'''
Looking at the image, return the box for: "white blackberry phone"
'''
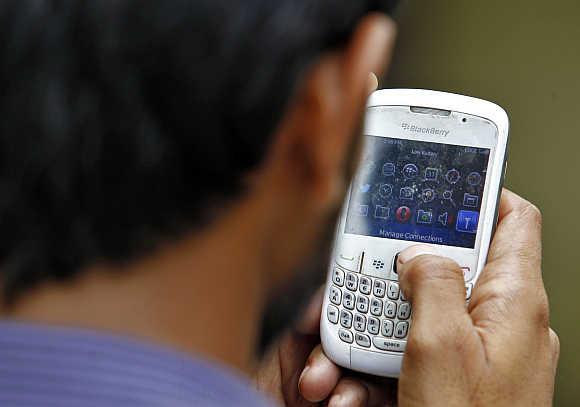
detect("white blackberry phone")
[320,89,509,377]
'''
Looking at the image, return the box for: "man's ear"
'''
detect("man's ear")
[273,14,397,212]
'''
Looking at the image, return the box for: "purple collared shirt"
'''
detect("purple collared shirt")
[0,322,273,406]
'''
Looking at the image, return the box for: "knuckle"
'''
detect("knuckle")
[405,331,439,359]
[519,200,543,227]
[549,328,561,360]
[406,320,469,359]
[471,283,516,319]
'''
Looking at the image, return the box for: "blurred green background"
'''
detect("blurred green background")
[386,1,579,405]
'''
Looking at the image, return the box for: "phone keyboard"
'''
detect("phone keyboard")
[328,265,473,353]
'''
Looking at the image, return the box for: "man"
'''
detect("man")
[0,1,558,406]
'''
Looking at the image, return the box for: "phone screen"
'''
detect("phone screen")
[344,135,490,249]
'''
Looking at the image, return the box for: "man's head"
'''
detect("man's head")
[0,0,397,316]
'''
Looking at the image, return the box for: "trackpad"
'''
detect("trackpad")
[351,348,403,378]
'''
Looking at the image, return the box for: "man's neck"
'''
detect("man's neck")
[3,199,270,374]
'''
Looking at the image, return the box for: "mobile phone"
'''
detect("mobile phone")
[320,89,509,377]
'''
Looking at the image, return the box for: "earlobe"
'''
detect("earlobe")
[341,14,397,116]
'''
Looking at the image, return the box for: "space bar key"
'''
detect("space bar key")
[372,337,406,352]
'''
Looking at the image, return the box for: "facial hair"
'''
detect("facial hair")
[257,207,339,353]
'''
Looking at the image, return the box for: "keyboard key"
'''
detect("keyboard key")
[327,305,339,324]
[355,333,371,348]
[384,301,397,318]
[373,337,406,352]
[339,329,354,343]
[381,319,394,337]
[387,282,400,300]
[356,295,369,313]
[343,292,355,310]
[394,321,409,339]
[397,302,411,320]
[359,276,372,295]
[367,317,380,335]
[329,286,342,305]
[332,268,345,287]
[346,273,359,291]
[370,298,383,316]
[373,279,387,297]
[354,314,367,332]
[340,310,353,328]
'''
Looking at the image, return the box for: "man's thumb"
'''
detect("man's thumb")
[397,245,469,339]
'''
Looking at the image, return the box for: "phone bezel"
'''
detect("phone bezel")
[321,89,509,378]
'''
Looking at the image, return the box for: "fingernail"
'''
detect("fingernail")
[397,245,439,268]
[298,365,310,387]
[368,72,379,93]
[328,394,344,407]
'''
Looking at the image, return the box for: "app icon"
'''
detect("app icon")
[378,183,393,198]
[403,163,419,179]
[382,162,395,176]
[417,209,433,224]
[421,188,436,203]
[399,186,414,200]
[467,172,482,186]
[445,169,461,184]
[456,210,479,233]
[359,183,371,193]
[396,206,412,223]
[443,190,456,206]
[438,212,449,226]
[355,204,369,217]
[374,205,390,220]
[425,167,439,182]
[463,193,479,208]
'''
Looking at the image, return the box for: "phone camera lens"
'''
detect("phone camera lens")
[462,118,467,123]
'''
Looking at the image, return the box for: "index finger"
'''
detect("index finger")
[470,189,547,329]
[485,188,543,281]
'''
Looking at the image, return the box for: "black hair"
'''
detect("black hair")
[0,0,398,303]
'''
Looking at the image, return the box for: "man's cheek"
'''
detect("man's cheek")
[257,214,337,354]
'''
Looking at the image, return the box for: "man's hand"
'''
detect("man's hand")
[255,288,397,406]
[396,189,559,406]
